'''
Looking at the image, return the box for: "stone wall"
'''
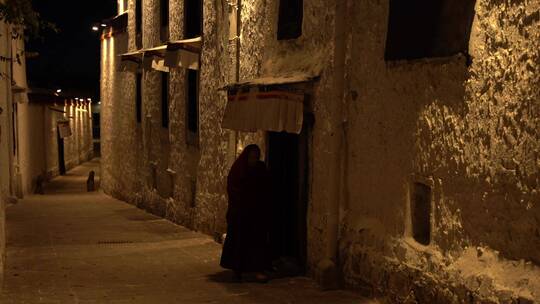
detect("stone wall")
[17,103,46,194]
[340,0,540,302]
[16,100,94,195]
[0,16,9,290]
[59,101,94,173]
[101,0,539,302]
[101,0,343,258]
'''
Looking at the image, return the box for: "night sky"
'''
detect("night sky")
[26,0,116,101]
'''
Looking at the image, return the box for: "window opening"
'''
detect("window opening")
[161,72,169,128]
[277,0,303,40]
[160,0,169,41]
[136,73,142,123]
[184,0,202,38]
[136,0,143,48]
[186,69,198,134]
[385,0,476,60]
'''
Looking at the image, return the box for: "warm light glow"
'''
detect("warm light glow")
[75,98,79,101]
[87,98,92,101]
[56,89,62,93]
[92,26,99,31]
[118,0,127,14]
[101,24,107,27]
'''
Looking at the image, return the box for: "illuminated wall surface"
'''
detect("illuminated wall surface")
[101,0,539,302]
[0,18,9,289]
[15,100,94,195]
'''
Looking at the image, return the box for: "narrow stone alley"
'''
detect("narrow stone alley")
[0,160,375,304]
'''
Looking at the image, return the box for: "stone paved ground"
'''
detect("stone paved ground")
[0,160,378,304]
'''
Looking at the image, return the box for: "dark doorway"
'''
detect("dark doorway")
[267,129,309,274]
[57,130,66,175]
[411,182,431,245]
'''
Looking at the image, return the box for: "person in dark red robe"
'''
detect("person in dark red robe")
[220,144,271,282]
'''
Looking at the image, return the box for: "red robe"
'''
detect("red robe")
[220,146,271,272]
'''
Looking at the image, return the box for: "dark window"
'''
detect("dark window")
[184,0,202,38]
[161,72,169,128]
[385,0,476,60]
[411,182,431,245]
[12,104,16,155]
[160,0,169,41]
[161,0,169,27]
[186,70,198,133]
[136,73,142,123]
[277,0,303,40]
[189,179,196,207]
[92,113,101,139]
[136,0,142,47]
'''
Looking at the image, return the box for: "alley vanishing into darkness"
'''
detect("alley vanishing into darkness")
[0,160,375,304]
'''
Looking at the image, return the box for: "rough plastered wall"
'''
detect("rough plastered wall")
[235,0,342,274]
[63,102,78,169]
[101,0,341,248]
[340,0,540,302]
[187,0,340,239]
[44,101,91,180]
[160,0,195,227]
[18,100,93,195]
[100,37,113,193]
[101,1,172,223]
[0,17,9,288]
[137,0,175,217]
[102,0,255,237]
[17,103,46,194]
[100,26,141,206]
[100,0,138,203]
[62,101,94,172]
[101,0,201,230]
[43,105,68,178]
[189,0,230,235]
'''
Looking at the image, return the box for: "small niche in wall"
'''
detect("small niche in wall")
[411,182,431,245]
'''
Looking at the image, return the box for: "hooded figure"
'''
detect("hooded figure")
[220,144,271,282]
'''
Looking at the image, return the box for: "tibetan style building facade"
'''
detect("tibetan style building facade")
[100,0,540,302]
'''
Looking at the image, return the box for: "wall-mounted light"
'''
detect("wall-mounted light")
[92,26,99,31]
[56,89,62,93]
[101,24,107,27]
